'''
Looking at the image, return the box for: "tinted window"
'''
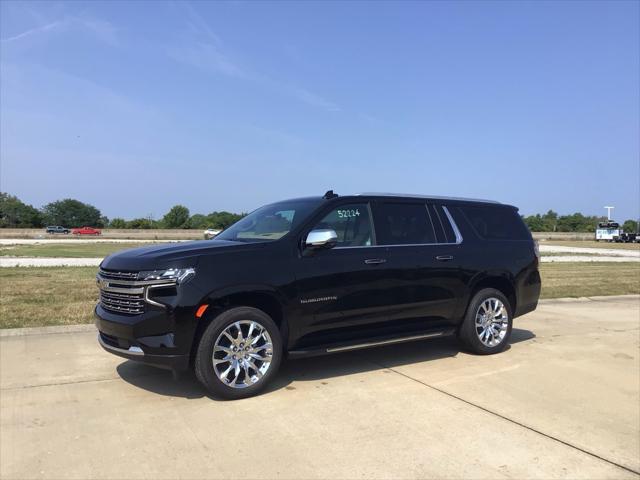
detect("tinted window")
[314,203,373,247]
[458,205,530,240]
[373,203,435,245]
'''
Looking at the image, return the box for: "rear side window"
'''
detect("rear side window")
[373,203,436,245]
[458,205,530,240]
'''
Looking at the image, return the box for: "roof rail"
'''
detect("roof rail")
[355,192,500,204]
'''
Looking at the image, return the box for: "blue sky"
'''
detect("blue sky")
[1,0,638,221]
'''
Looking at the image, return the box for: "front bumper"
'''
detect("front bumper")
[95,307,190,372]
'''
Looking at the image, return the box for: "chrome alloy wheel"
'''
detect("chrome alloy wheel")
[212,320,273,389]
[475,298,509,347]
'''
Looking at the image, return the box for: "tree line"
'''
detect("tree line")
[1,192,638,233]
[0,193,245,230]
[521,210,638,234]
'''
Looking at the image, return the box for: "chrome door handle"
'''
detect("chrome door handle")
[436,255,454,262]
[364,258,387,265]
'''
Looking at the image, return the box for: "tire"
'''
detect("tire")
[194,306,282,400]
[458,288,512,355]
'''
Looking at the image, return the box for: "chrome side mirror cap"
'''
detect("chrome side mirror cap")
[305,229,338,249]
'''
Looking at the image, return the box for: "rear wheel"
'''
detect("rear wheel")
[458,288,512,354]
[194,306,282,399]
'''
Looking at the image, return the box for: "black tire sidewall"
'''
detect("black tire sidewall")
[460,288,513,355]
[195,306,282,400]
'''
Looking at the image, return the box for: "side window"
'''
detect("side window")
[373,203,435,245]
[458,205,530,240]
[313,203,373,247]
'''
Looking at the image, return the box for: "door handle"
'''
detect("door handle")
[364,258,387,265]
[436,255,454,262]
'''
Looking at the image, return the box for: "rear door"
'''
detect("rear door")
[371,201,466,328]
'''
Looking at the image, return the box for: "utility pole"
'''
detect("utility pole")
[604,206,614,221]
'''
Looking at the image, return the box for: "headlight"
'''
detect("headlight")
[138,267,196,284]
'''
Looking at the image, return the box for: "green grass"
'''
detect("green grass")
[0,263,638,329]
[0,267,98,329]
[540,262,640,299]
[0,242,162,258]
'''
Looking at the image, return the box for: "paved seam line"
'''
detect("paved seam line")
[0,373,165,391]
[1,377,121,390]
[374,362,640,476]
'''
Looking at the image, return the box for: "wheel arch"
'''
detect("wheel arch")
[467,273,517,316]
[189,285,288,365]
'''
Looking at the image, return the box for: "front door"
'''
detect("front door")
[291,202,395,347]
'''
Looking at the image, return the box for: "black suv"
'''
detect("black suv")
[95,192,540,399]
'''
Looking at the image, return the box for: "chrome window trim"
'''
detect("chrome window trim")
[333,242,460,250]
[442,206,463,244]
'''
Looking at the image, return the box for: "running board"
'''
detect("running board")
[288,328,455,359]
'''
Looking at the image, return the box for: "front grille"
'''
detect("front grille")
[98,269,139,281]
[100,290,145,315]
[98,268,145,315]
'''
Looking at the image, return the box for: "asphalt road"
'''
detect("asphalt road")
[1,296,639,479]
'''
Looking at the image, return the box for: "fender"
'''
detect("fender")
[187,283,293,353]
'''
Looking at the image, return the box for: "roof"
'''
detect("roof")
[354,192,501,204]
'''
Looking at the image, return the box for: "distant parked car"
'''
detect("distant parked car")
[72,226,102,235]
[46,226,70,234]
[203,228,222,239]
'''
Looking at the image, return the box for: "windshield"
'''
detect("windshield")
[215,200,321,243]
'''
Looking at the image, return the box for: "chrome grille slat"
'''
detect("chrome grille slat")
[100,294,144,307]
[98,269,139,281]
[100,291,144,301]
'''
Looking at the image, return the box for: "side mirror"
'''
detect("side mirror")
[305,229,338,249]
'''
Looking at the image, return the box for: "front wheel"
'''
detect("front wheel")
[458,288,512,355]
[194,306,282,399]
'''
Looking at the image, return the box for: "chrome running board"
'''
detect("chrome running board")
[326,331,448,353]
[287,328,455,359]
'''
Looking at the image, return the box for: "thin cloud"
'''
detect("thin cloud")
[168,40,246,79]
[1,21,63,43]
[169,1,340,113]
[1,15,118,46]
[292,87,341,112]
[168,0,245,78]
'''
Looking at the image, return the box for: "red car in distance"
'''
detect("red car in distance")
[72,226,102,235]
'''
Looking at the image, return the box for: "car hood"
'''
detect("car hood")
[100,239,251,271]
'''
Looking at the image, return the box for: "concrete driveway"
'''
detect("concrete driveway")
[1,296,639,479]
